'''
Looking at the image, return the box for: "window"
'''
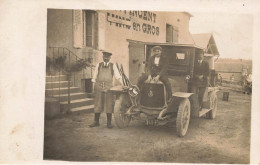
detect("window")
[176,53,185,60]
[84,10,98,48]
[166,24,178,43]
[73,10,98,49]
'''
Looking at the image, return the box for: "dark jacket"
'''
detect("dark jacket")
[147,55,169,77]
[192,60,210,87]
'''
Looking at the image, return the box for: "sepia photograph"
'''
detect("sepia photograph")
[43,9,252,163]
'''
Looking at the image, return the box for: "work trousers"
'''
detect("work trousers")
[191,85,207,107]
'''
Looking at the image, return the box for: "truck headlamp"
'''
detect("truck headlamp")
[185,75,190,81]
[128,85,140,97]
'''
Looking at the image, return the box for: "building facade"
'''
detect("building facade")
[47,9,195,87]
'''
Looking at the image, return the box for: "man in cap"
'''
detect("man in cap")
[137,45,172,102]
[190,52,210,108]
[89,51,122,128]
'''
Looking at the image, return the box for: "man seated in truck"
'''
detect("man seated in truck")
[191,52,210,108]
[137,46,172,102]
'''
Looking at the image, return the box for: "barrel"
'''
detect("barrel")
[222,92,229,101]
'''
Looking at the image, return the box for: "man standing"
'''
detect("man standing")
[89,51,122,128]
[137,46,172,101]
[191,52,210,108]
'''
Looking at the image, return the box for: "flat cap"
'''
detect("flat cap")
[102,51,112,56]
[152,46,162,52]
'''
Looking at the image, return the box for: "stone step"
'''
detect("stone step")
[70,105,94,114]
[45,87,80,96]
[53,92,89,102]
[60,98,94,110]
[45,81,72,89]
[86,92,95,98]
[46,75,67,82]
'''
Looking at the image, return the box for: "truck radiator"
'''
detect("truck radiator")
[140,83,165,108]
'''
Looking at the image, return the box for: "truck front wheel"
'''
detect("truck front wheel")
[114,96,131,128]
[176,99,191,137]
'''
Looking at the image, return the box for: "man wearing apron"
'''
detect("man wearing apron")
[89,51,122,128]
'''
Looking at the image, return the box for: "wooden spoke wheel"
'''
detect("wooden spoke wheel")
[206,92,218,119]
[114,96,131,128]
[176,99,191,137]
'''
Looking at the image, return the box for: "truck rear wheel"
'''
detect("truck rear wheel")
[206,92,217,119]
[176,99,191,137]
[114,96,131,128]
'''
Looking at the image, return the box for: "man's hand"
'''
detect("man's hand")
[154,75,160,82]
[147,75,152,82]
[196,75,203,81]
[122,86,128,91]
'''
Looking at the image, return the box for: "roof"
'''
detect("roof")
[132,41,204,50]
[192,33,220,56]
[215,62,243,73]
[182,12,193,17]
[144,42,204,49]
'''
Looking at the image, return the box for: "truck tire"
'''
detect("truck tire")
[206,92,217,119]
[114,98,131,128]
[176,99,191,137]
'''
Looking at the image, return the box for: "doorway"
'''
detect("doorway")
[128,40,145,85]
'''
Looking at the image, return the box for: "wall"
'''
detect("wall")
[218,72,242,84]
[47,9,73,49]
[162,12,194,44]
[100,10,193,76]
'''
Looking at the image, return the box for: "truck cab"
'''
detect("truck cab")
[111,43,218,137]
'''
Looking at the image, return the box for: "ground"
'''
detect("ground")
[44,89,251,164]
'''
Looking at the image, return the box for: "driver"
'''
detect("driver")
[137,46,172,102]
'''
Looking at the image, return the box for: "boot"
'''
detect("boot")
[107,113,113,128]
[89,113,100,127]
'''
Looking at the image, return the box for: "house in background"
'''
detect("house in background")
[191,33,253,85]
[191,33,220,69]
[214,59,252,84]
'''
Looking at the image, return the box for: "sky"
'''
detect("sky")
[189,12,254,60]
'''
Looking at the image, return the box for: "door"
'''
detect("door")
[128,41,145,85]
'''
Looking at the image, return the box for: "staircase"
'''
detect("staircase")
[45,74,94,114]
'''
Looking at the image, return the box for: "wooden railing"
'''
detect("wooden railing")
[47,47,92,112]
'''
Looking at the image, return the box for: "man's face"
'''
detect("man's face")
[198,54,204,63]
[153,49,162,56]
[103,55,111,63]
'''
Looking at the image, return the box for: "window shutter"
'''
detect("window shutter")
[86,11,93,47]
[173,26,179,43]
[166,24,173,43]
[73,10,83,48]
[98,12,106,50]
[93,12,99,49]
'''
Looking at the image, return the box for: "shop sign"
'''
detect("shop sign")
[107,11,160,36]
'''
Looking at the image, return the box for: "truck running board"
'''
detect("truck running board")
[199,108,212,117]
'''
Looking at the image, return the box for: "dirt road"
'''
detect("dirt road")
[44,89,251,163]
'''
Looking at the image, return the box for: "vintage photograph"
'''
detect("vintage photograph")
[44,9,252,163]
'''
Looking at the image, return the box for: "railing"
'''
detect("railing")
[46,47,92,112]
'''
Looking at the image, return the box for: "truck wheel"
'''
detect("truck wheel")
[114,98,131,128]
[206,92,218,119]
[176,99,191,137]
